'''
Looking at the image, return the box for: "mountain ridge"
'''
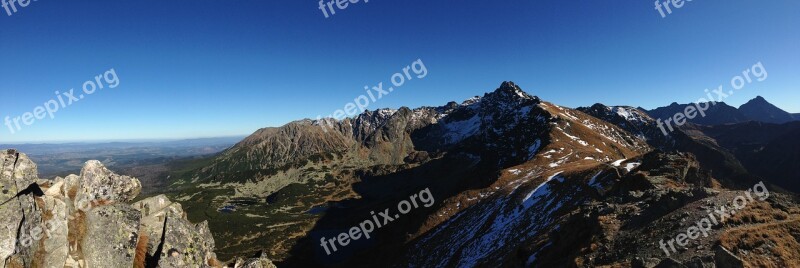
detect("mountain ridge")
[160,82,651,262]
[645,96,797,126]
[138,82,800,267]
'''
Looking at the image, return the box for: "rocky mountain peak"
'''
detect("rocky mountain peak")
[498,81,520,91]
[739,95,795,124]
[742,95,772,107]
[487,81,539,103]
[589,103,610,110]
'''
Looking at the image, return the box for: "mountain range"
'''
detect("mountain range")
[646,95,798,125]
[4,82,797,267]
[133,82,800,267]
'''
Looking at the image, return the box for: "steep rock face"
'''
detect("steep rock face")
[157,209,217,267]
[82,204,142,267]
[133,194,183,259]
[0,149,263,268]
[412,81,552,164]
[36,195,69,267]
[0,149,41,268]
[577,104,670,147]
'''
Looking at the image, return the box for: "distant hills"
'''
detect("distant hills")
[646,96,797,125]
[0,137,243,195]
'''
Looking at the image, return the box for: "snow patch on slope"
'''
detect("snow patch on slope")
[444,115,481,143]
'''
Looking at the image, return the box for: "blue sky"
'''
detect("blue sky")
[1,0,798,143]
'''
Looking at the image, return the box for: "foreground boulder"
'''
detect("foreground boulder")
[157,209,217,267]
[0,150,244,268]
[83,204,142,267]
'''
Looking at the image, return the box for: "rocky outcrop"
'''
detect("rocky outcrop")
[82,204,142,267]
[36,195,69,267]
[157,209,216,267]
[233,251,278,268]
[0,149,245,268]
[75,160,141,204]
[0,149,41,268]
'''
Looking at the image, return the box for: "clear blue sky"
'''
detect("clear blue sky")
[1,0,798,143]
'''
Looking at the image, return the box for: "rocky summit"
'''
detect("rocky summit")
[0,149,275,268]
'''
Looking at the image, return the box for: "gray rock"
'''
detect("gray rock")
[0,150,42,268]
[62,174,80,200]
[133,194,177,217]
[44,180,65,197]
[75,160,141,205]
[82,204,142,267]
[34,196,70,267]
[158,209,217,268]
[0,152,225,268]
[133,194,183,256]
[195,220,217,263]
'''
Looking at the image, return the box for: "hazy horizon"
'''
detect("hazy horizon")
[4,91,797,144]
